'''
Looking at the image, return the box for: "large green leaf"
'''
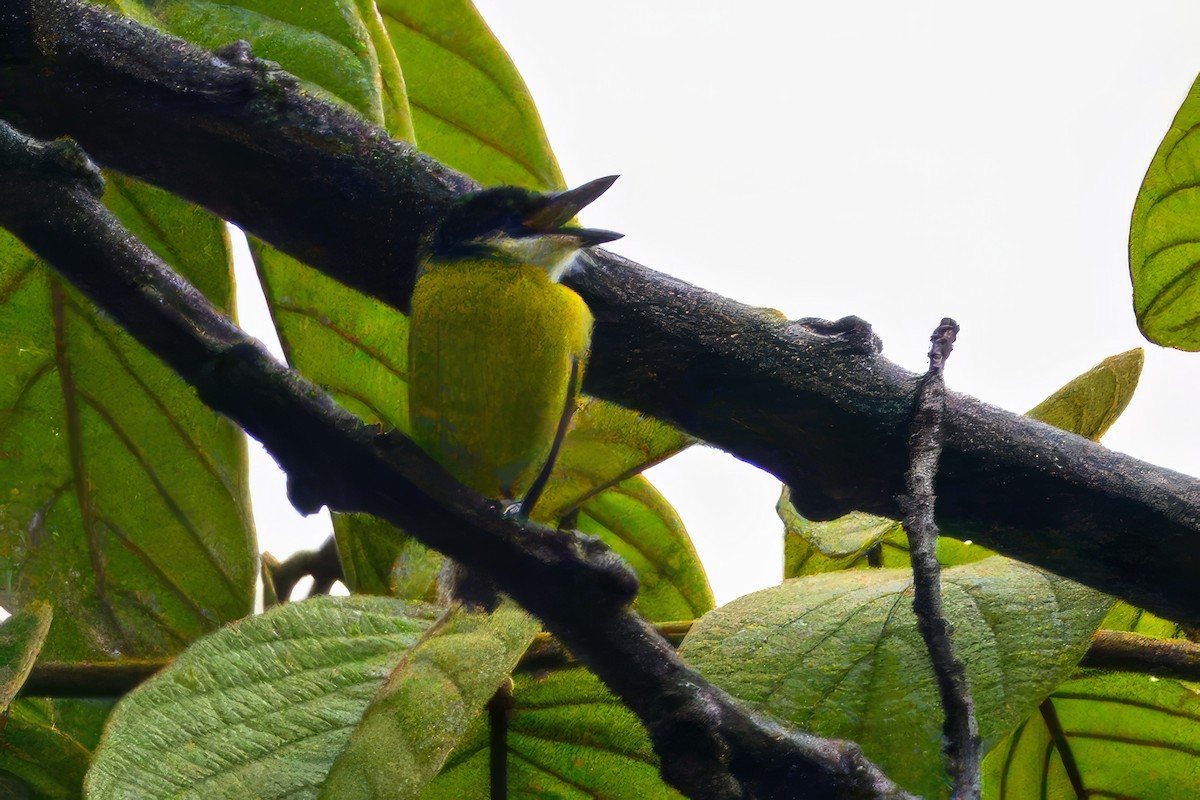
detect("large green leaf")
[782,349,1144,577]
[377,0,564,190]
[0,178,253,661]
[85,595,438,799]
[983,671,1200,798]
[115,0,412,137]
[680,559,1111,799]
[321,602,540,799]
[419,666,682,800]
[0,699,114,799]
[1131,69,1200,349]
[575,475,713,622]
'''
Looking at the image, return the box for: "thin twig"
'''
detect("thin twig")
[263,535,343,603]
[900,318,981,799]
[487,677,514,800]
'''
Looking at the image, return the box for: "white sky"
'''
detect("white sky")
[247,2,1200,605]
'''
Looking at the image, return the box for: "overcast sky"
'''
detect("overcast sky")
[250,3,1200,604]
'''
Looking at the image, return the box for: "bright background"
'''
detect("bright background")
[246,2,1200,605]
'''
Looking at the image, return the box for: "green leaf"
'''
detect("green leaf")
[575,476,713,622]
[247,239,419,597]
[983,672,1200,798]
[680,558,1111,799]
[115,0,412,136]
[0,601,52,707]
[533,398,695,526]
[85,595,438,799]
[1100,600,1189,639]
[0,699,111,799]
[779,490,892,576]
[1131,69,1200,349]
[1025,348,1143,439]
[334,512,443,600]
[321,602,540,799]
[781,349,1144,576]
[419,667,683,800]
[0,179,254,661]
[377,0,564,189]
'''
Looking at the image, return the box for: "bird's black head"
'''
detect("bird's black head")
[431,176,624,262]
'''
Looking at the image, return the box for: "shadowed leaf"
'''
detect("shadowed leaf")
[321,602,539,799]
[0,178,253,661]
[0,602,52,707]
[419,667,683,800]
[0,698,114,799]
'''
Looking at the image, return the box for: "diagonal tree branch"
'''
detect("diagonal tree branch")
[0,120,912,800]
[3,1,1200,625]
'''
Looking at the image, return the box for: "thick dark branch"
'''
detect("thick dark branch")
[4,1,1200,625]
[1080,630,1200,681]
[900,320,980,799]
[0,122,911,800]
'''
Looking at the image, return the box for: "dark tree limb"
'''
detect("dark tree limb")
[1080,630,1200,681]
[3,0,1199,624]
[0,121,912,800]
[899,320,981,799]
[24,625,1200,700]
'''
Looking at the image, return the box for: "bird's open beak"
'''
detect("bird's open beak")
[524,175,621,232]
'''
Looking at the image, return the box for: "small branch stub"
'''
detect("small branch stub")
[901,317,981,800]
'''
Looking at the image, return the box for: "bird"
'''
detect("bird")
[408,176,622,603]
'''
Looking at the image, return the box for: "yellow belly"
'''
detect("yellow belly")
[408,260,593,501]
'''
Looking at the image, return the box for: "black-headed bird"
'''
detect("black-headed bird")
[408,177,622,603]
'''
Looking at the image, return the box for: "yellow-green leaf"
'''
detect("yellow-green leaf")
[378,0,564,189]
[1131,69,1200,349]
[576,475,713,622]
[534,398,695,526]
[0,179,254,661]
